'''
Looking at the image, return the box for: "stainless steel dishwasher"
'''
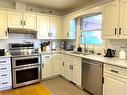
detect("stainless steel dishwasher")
[82,58,103,95]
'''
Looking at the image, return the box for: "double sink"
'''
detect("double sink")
[71,51,90,55]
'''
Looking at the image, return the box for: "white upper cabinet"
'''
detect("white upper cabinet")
[23,13,36,29]
[102,0,119,39]
[119,0,127,38]
[37,15,50,39]
[49,16,62,39]
[0,10,8,39]
[7,11,23,28]
[7,11,36,29]
[102,0,127,39]
[63,16,76,39]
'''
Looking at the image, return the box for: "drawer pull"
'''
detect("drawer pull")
[1,74,7,76]
[110,70,119,73]
[1,82,8,84]
[0,61,7,63]
[45,56,49,58]
[0,68,7,70]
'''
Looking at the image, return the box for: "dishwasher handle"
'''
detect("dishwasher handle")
[82,60,102,67]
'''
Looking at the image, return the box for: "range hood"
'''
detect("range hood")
[8,28,38,34]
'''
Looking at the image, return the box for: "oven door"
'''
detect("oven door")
[12,65,41,88]
[12,56,40,68]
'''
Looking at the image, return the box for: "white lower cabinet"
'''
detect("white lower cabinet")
[60,54,82,86]
[103,64,127,95]
[53,53,60,75]
[41,54,53,79]
[0,57,12,91]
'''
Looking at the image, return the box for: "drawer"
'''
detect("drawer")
[0,58,10,65]
[0,65,11,72]
[64,54,73,61]
[104,64,127,78]
[0,78,12,89]
[73,56,81,64]
[43,54,52,60]
[53,53,61,59]
[0,70,11,79]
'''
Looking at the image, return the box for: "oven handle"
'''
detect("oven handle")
[13,65,40,71]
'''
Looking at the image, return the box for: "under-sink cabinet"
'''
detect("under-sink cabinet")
[0,57,12,91]
[103,64,127,95]
[60,54,81,87]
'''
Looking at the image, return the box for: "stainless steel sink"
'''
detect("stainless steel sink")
[71,52,89,55]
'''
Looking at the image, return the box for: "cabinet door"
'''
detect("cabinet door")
[41,54,52,79]
[119,0,127,38]
[64,60,72,81]
[63,16,70,39]
[37,15,50,39]
[7,11,23,28]
[103,73,127,95]
[0,10,7,39]
[102,0,119,39]
[50,16,62,39]
[72,65,81,86]
[53,54,60,75]
[60,59,65,77]
[23,13,36,29]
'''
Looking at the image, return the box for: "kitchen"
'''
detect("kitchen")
[0,0,127,95]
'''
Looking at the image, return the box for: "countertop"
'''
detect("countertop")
[41,50,127,69]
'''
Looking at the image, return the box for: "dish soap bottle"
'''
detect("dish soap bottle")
[119,47,126,59]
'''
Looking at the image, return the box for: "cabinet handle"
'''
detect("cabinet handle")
[119,28,121,35]
[1,74,7,77]
[115,28,117,35]
[45,56,49,58]
[42,64,44,68]
[67,33,69,37]
[48,33,51,37]
[110,70,119,73]
[24,21,26,25]
[62,62,64,66]
[0,68,7,70]
[1,82,8,84]
[0,61,7,63]
[51,33,52,37]
[20,20,23,25]
[72,65,73,70]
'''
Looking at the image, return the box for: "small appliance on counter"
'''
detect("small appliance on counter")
[104,48,116,57]
[119,47,126,59]
[0,49,5,56]
[77,44,82,52]
[63,44,74,51]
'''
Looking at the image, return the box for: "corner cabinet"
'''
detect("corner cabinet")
[103,64,127,95]
[63,16,76,39]
[0,10,8,39]
[7,11,36,29]
[102,0,127,39]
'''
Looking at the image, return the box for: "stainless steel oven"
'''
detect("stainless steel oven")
[12,56,40,68]
[12,55,41,88]
[12,65,41,88]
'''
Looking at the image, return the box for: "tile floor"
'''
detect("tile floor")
[43,77,91,95]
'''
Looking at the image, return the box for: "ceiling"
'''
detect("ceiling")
[11,0,97,11]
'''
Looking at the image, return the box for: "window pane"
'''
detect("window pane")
[81,14,102,31]
[80,31,103,45]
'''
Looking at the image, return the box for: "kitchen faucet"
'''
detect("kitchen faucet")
[79,34,87,53]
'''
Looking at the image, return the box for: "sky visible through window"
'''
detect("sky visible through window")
[80,14,103,45]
